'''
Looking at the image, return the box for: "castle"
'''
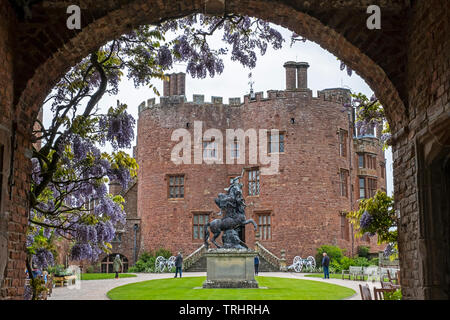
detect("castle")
[98,61,387,272]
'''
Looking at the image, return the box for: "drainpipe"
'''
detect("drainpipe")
[133,224,139,264]
[348,109,354,257]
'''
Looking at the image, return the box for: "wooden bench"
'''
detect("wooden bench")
[359,284,372,300]
[54,275,76,287]
[342,266,365,280]
[360,284,397,300]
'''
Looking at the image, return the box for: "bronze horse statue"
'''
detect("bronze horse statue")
[204,178,257,249]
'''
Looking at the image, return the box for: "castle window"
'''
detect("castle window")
[193,213,210,240]
[339,129,348,157]
[257,213,271,240]
[340,214,350,241]
[339,169,349,197]
[367,178,377,198]
[101,254,128,273]
[358,153,365,168]
[359,176,377,199]
[359,177,366,199]
[86,198,98,211]
[168,174,185,199]
[268,132,285,153]
[112,233,122,243]
[203,140,218,160]
[247,168,260,196]
[230,138,240,159]
[367,154,377,169]
[380,163,386,179]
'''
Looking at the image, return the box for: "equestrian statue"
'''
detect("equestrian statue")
[204,175,257,249]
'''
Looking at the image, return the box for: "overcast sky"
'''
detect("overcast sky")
[43,22,394,196]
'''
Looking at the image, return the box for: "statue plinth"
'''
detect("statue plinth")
[202,249,259,288]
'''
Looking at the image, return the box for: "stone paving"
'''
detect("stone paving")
[48,272,380,300]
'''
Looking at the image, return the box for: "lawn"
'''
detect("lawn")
[107,276,355,300]
[81,273,137,280]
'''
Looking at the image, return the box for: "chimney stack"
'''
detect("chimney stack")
[163,76,170,96]
[176,72,186,95]
[283,61,297,90]
[163,72,186,96]
[296,62,309,89]
[170,74,178,96]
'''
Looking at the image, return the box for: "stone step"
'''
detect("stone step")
[184,253,279,272]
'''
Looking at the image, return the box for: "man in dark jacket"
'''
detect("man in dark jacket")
[322,252,330,279]
[174,252,183,278]
[254,255,260,276]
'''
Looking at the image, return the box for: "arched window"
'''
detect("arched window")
[101,254,128,273]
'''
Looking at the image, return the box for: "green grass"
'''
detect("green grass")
[81,273,137,280]
[107,276,355,300]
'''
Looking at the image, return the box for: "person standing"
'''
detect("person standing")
[254,255,260,276]
[174,252,183,278]
[113,254,123,279]
[322,252,330,279]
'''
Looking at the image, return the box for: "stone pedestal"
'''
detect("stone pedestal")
[202,249,259,288]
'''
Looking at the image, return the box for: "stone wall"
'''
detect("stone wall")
[0,0,29,300]
[394,0,450,300]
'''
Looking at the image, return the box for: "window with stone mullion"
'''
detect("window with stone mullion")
[258,214,271,240]
[169,175,184,198]
[248,168,260,196]
[193,213,209,239]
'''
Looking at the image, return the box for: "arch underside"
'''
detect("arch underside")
[13,0,408,134]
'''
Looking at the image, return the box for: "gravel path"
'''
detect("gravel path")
[48,272,371,300]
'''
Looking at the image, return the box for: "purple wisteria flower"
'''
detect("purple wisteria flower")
[360,210,373,230]
[32,248,54,270]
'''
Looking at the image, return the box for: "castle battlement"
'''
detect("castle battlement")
[138,63,352,113]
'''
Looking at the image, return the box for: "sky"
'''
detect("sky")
[43,22,394,196]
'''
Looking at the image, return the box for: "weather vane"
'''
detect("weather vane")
[248,72,255,99]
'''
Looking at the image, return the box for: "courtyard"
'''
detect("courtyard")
[48,272,363,300]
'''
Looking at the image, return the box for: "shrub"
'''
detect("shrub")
[129,249,173,272]
[85,265,95,273]
[154,248,173,259]
[315,245,345,266]
[384,289,402,300]
[369,257,379,266]
[339,256,353,271]
[352,257,370,267]
[330,260,343,273]
[357,246,370,259]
